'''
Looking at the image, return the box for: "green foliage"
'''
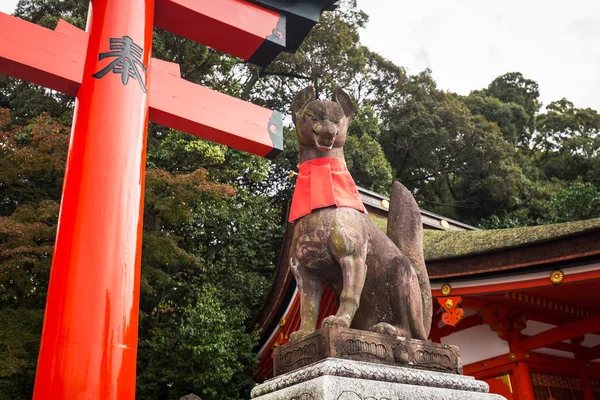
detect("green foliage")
[486,72,541,131]
[545,180,600,223]
[534,99,600,183]
[245,1,369,109]
[137,286,257,400]
[0,112,65,309]
[459,90,529,146]
[0,309,43,399]
[377,71,526,223]
[344,105,393,194]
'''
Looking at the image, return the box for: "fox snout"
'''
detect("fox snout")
[313,121,338,151]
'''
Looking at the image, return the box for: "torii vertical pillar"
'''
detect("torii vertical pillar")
[33,0,153,398]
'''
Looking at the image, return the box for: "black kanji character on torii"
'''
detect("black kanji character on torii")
[93,36,147,93]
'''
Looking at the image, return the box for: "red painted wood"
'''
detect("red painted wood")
[461,297,568,326]
[470,364,516,382]
[0,12,85,96]
[464,352,525,377]
[519,315,600,352]
[0,16,282,158]
[485,375,515,400]
[582,375,595,400]
[527,352,600,378]
[154,0,281,60]
[512,361,535,400]
[55,19,89,42]
[32,0,153,397]
[518,334,579,354]
[432,268,600,297]
[149,61,280,158]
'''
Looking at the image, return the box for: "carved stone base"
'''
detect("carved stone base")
[274,326,461,376]
[251,358,505,400]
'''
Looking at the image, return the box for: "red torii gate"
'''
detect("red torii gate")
[0,0,335,398]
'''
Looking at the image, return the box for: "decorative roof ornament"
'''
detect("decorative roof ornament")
[550,270,564,285]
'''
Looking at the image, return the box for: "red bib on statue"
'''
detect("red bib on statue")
[289,158,367,222]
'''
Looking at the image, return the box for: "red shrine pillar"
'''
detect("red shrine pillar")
[510,338,535,400]
[512,359,536,400]
[582,374,595,400]
[33,0,153,398]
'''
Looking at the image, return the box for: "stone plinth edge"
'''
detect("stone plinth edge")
[251,358,490,398]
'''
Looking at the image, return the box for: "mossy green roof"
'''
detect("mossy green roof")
[368,214,600,262]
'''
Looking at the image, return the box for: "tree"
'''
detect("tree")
[533,99,600,182]
[0,110,66,398]
[377,71,526,223]
[459,90,529,146]
[486,72,541,136]
[542,180,600,223]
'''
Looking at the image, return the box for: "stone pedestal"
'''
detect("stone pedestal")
[251,358,505,400]
[274,326,462,376]
[253,327,505,400]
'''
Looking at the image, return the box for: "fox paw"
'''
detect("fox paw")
[289,330,312,342]
[321,315,351,329]
[369,322,409,337]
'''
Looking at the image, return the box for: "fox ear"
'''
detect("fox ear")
[292,86,316,123]
[332,86,356,119]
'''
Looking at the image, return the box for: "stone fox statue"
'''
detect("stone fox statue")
[288,86,432,342]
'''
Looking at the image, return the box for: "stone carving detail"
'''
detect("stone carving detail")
[274,326,461,376]
[337,392,390,400]
[393,343,454,372]
[415,349,452,368]
[251,358,489,398]
[283,342,318,368]
[343,339,387,359]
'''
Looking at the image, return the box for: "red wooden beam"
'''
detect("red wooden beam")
[527,352,600,378]
[468,364,516,382]
[463,351,525,376]
[149,59,282,158]
[154,0,285,67]
[461,296,568,326]
[519,315,600,352]
[519,334,579,354]
[0,12,84,96]
[0,14,283,158]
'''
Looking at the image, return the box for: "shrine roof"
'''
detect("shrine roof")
[369,212,600,262]
[422,217,600,261]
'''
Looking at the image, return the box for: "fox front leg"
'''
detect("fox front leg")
[289,256,323,341]
[321,254,367,329]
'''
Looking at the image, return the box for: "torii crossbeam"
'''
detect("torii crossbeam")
[0,0,335,398]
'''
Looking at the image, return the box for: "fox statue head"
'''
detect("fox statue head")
[291,86,356,155]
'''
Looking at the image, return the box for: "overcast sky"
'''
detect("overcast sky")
[357,0,600,111]
[2,0,600,111]
[0,0,17,15]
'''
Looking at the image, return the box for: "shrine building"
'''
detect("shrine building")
[254,186,600,400]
